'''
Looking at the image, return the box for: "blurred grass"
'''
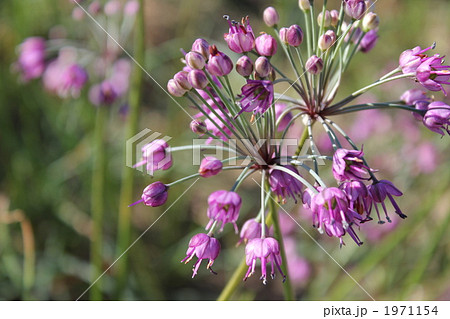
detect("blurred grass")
[0,0,449,300]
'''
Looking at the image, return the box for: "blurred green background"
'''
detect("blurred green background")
[0,0,449,300]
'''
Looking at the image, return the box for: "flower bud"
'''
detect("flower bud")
[362,12,379,32]
[254,56,272,78]
[298,0,311,12]
[235,55,254,77]
[286,24,303,47]
[344,0,366,20]
[263,6,279,27]
[279,27,288,44]
[255,33,277,56]
[330,10,339,27]
[167,79,186,97]
[188,69,208,89]
[185,51,206,70]
[191,38,210,60]
[104,1,121,16]
[199,156,223,177]
[190,119,208,136]
[141,182,169,207]
[359,30,378,53]
[207,45,233,76]
[88,1,101,15]
[317,10,331,27]
[173,71,192,90]
[318,30,336,51]
[305,55,323,74]
[124,0,140,16]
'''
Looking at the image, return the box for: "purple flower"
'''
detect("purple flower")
[235,55,254,77]
[206,190,242,233]
[312,187,362,246]
[275,103,293,132]
[359,30,378,53]
[89,81,118,106]
[58,64,88,98]
[343,0,366,20]
[399,45,433,74]
[237,219,267,246]
[368,180,406,223]
[254,56,272,78]
[263,7,279,27]
[167,78,186,97]
[422,101,450,136]
[16,37,46,81]
[283,24,304,47]
[269,165,303,203]
[238,80,274,115]
[185,51,206,70]
[181,233,220,278]
[400,89,431,120]
[340,180,372,221]
[244,237,285,284]
[416,55,450,95]
[133,139,173,174]
[255,33,277,57]
[129,181,169,207]
[207,45,233,77]
[191,38,210,60]
[199,156,223,177]
[332,148,371,181]
[190,119,207,136]
[318,30,336,51]
[110,58,132,96]
[224,16,255,53]
[124,0,140,16]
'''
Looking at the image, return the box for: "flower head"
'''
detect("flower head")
[181,233,220,278]
[340,180,372,221]
[238,80,274,115]
[133,139,172,175]
[238,219,267,246]
[332,148,371,181]
[244,237,285,284]
[269,165,303,203]
[399,45,434,74]
[129,181,169,207]
[422,101,450,136]
[206,190,242,233]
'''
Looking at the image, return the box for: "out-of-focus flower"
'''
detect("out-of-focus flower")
[275,103,293,132]
[263,7,279,27]
[16,37,46,81]
[89,80,118,106]
[133,139,173,174]
[359,30,378,53]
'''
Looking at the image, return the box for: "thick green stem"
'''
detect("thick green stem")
[115,0,145,299]
[268,192,295,300]
[217,259,248,301]
[90,106,107,300]
[294,124,310,156]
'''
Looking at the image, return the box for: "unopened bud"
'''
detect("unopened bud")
[173,71,192,90]
[317,10,331,27]
[254,56,272,78]
[263,6,279,27]
[306,55,323,74]
[191,38,210,60]
[255,33,277,56]
[318,30,336,51]
[190,119,207,136]
[188,69,208,89]
[298,0,311,12]
[167,79,186,97]
[286,24,303,47]
[236,55,254,77]
[185,51,206,70]
[362,12,379,32]
[330,10,339,27]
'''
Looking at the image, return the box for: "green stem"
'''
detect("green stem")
[115,0,145,299]
[294,124,310,157]
[217,259,248,301]
[268,200,295,300]
[90,106,107,301]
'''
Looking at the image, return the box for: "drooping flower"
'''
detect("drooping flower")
[129,181,169,207]
[340,180,372,221]
[311,187,363,246]
[181,233,220,278]
[133,139,173,175]
[368,179,406,223]
[416,55,450,95]
[244,237,285,284]
[206,190,242,233]
[238,80,274,115]
[237,219,267,246]
[199,156,223,177]
[269,165,303,203]
[224,16,255,54]
[16,37,46,81]
[332,148,371,182]
[422,101,450,136]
